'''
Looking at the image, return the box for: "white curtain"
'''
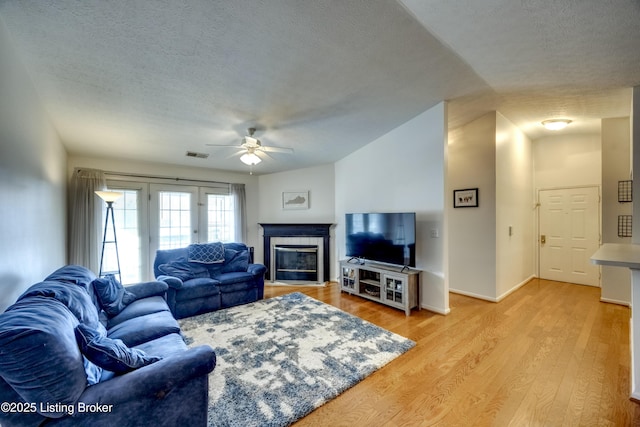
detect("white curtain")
[231,183,246,243]
[69,168,106,272]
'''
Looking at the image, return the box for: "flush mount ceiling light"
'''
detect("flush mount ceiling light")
[542,119,572,131]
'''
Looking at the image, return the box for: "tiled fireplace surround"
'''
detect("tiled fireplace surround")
[259,223,333,283]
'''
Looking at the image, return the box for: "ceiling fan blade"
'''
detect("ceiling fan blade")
[259,150,275,161]
[261,146,294,154]
[205,144,242,148]
[225,150,244,159]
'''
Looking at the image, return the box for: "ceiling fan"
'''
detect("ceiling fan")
[207,127,294,167]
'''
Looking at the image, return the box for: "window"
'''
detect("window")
[104,178,241,282]
[103,185,146,284]
[205,193,235,243]
[158,191,193,249]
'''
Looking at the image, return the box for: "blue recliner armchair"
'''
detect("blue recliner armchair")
[153,242,267,319]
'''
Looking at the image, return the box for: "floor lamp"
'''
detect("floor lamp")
[95,190,123,282]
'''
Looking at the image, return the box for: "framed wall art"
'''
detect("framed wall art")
[453,188,479,208]
[282,191,309,210]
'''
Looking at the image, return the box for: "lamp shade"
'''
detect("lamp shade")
[95,191,123,203]
[240,152,262,165]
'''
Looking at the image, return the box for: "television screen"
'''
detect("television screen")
[345,212,416,267]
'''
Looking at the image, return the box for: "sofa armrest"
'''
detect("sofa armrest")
[77,345,215,404]
[247,263,267,276]
[48,346,216,427]
[156,274,184,289]
[125,280,169,300]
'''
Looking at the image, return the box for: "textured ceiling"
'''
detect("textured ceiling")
[0,0,638,174]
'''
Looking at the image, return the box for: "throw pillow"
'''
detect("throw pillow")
[158,258,210,281]
[74,324,162,374]
[188,242,225,264]
[221,249,250,273]
[91,275,136,317]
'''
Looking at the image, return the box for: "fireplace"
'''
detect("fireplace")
[274,245,318,282]
[260,223,333,283]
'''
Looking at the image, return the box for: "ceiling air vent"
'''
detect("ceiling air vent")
[185,151,209,159]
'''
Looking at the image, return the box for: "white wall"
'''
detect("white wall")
[601,117,632,305]
[335,103,449,314]
[257,163,335,272]
[447,112,535,301]
[534,133,601,190]
[0,18,68,311]
[495,112,535,299]
[447,112,497,299]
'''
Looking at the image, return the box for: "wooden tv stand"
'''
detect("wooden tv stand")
[339,259,420,316]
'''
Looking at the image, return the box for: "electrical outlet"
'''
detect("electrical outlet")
[430,228,439,238]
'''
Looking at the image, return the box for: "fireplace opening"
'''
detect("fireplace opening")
[274,245,318,282]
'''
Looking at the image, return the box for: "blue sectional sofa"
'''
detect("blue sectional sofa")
[153,242,267,319]
[0,265,216,427]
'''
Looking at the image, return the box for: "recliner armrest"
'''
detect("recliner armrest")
[247,264,267,276]
[156,275,184,289]
[125,281,169,300]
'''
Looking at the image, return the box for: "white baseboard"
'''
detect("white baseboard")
[600,297,631,307]
[449,275,536,304]
[496,275,536,302]
[449,288,498,302]
[420,303,450,315]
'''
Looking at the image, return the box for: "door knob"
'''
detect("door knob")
[540,235,546,244]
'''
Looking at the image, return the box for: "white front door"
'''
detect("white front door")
[538,187,600,286]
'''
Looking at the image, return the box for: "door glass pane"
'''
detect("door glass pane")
[106,189,141,284]
[206,194,235,242]
[158,191,192,249]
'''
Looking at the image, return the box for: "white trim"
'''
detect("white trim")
[420,303,451,315]
[600,297,631,307]
[495,275,536,302]
[449,275,536,303]
[449,288,498,303]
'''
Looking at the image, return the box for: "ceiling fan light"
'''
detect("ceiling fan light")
[240,152,261,165]
[542,119,572,131]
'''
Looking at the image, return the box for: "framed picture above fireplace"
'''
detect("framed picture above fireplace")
[282,191,309,210]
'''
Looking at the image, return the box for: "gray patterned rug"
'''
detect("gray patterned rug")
[179,292,415,427]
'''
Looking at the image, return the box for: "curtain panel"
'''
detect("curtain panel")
[231,183,246,243]
[68,168,106,272]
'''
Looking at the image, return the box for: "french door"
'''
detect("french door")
[149,184,234,277]
[106,181,234,282]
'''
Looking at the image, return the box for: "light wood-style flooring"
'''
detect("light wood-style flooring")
[264,279,640,426]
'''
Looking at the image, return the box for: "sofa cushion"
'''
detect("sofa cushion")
[106,296,171,328]
[92,275,137,317]
[75,324,162,374]
[221,248,250,274]
[17,280,101,328]
[45,265,101,311]
[158,257,210,281]
[107,310,181,347]
[134,333,188,359]
[174,277,221,302]
[0,297,87,417]
[216,271,255,286]
[187,242,225,264]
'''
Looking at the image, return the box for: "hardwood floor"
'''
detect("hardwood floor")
[264,279,640,426]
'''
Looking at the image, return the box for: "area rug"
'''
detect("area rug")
[179,292,415,427]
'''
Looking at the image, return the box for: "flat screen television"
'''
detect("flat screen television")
[345,212,416,267]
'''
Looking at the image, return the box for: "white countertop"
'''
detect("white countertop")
[591,243,640,269]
